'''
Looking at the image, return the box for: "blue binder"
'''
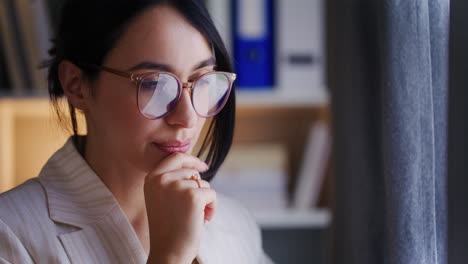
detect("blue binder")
[232,0,275,89]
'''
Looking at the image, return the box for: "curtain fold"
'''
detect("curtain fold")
[327,1,449,263]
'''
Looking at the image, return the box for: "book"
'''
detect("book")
[293,121,331,209]
[205,0,232,56]
[12,0,52,94]
[232,0,275,89]
[0,32,12,92]
[276,0,327,102]
[0,0,31,93]
[211,143,289,211]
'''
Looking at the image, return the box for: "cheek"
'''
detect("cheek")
[89,81,150,141]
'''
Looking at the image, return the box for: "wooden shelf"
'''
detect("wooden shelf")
[252,208,331,229]
[0,98,86,192]
[236,87,329,107]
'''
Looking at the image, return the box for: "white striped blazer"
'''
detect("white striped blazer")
[0,138,274,264]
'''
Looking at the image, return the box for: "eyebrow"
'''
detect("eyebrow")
[128,57,216,72]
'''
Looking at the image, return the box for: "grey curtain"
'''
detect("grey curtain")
[327,1,449,263]
[447,1,468,264]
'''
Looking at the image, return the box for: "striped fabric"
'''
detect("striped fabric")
[0,138,274,264]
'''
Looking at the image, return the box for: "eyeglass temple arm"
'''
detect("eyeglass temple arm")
[97,65,138,82]
[82,63,138,83]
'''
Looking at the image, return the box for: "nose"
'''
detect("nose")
[164,88,198,128]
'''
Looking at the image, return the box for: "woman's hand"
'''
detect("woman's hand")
[144,153,217,264]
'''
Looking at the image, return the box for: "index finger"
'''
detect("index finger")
[151,152,208,177]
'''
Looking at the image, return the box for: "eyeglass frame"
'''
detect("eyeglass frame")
[79,63,237,119]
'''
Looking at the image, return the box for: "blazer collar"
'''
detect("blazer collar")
[38,137,117,228]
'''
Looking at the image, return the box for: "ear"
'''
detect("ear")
[58,60,90,111]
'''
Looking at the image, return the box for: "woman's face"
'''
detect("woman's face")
[84,5,213,172]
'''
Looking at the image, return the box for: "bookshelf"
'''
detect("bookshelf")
[233,104,330,196]
[231,103,332,263]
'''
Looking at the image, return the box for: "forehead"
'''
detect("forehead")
[104,5,212,72]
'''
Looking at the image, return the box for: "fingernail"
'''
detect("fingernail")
[202,162,209,171]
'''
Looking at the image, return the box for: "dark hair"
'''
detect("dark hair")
[45,0,235,182]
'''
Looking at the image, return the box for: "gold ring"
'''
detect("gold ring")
[189,172,202,188]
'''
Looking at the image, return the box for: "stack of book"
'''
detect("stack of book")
[211,143,289,212]
[0,0,52,95]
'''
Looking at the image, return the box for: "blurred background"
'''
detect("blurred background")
[0,0,331,263]
[3,1,468,264]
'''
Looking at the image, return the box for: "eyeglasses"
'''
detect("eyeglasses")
[83,64,236,119]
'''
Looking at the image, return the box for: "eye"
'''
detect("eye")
[141,79,170,90]
[141,81,158,89]
[197,78,210,86]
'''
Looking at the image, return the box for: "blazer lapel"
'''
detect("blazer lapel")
[57,206,147,264]
[38,138,147,264]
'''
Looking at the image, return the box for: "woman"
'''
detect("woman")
[0,0,273,263]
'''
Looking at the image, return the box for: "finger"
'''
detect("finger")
[152,153,208,176]
[167,176,210,190]
[193,188,217,222]
[157,169,209,186]
[205,205,215,222]
[185,178,211,189]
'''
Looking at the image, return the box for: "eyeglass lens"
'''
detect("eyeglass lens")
[138,72,230,119]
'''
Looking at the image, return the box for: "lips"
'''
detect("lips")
[153,140,191,154]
